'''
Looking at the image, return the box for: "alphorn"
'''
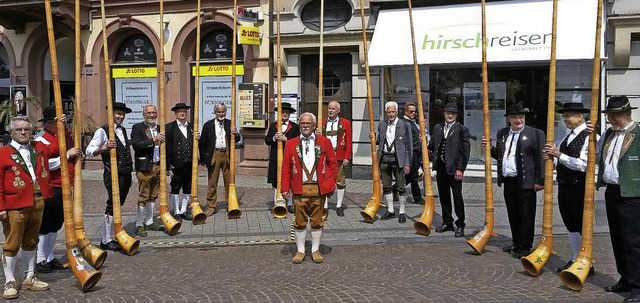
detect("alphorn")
[100,0,140,255]
[358,0,382,223]
[158,0,182,234]
[190,0,208,225]
[407,0,436,236]
[72,0,107,269]
[272,0,288,219]
[44,0,102,291]
[560,0,603,290]
[466,0,496,253]
[318,0,328,222]
[227,0,242,219]
[521,0,559,276]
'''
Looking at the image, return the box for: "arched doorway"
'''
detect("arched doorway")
[43,37,75,124]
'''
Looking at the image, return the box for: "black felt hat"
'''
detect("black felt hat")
[171,102,191,111]
[602,96,637,113]
[107,102,133,113]
[443,102,460,113]
[38,105,57,122]
[504,103,529,117]
[274,102,296,113]
[556,102,590,114]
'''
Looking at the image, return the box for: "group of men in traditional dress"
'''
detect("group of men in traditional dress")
[2,95,639,302]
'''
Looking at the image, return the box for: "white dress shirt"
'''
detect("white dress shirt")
[385,119,397,153]
[215,120,227,149]
[177,120,188,139]
[85,124,126,156]
[148,124,160,163]
[10,140,36,180]
[502,130,520,177]
[326,117,339,149]
[556,122,590,172]
[301,134,317,182]
[602,121,635,185]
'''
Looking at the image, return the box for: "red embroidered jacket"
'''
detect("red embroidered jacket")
[36,129,74,188]
[0,141,53,211]
[321,117,352,161]
[281,135,338,196]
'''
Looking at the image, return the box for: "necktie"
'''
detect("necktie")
[506,131,518,157]
[444,124,450,137]
[302,137,311,154]
[608,130,625,164]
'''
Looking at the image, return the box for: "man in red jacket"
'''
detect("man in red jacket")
[33,106,83,273]
[0,116,53,299]
[320,101,352,216]
[282,112,337,264]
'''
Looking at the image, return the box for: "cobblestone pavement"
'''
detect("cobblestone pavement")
[1,171,627,302]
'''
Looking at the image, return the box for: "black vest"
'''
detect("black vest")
[438,126,448,162]
[556,129,588,185]
[100,125,133,174]
[176,130,192,164]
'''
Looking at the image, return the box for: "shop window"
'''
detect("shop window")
[115,34,156,62]
[301,0,352,32]
[199,29,243,60]
[315,69,342,96]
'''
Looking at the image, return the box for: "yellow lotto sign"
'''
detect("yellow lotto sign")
[191,65,245,76]
[238,25,261,45]
[112,67,157,78]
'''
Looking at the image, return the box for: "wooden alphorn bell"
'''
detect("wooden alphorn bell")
[227,0,242,219]
[406,0,436,236]
[560,0,603,290]
[72,0,107,269]
[100,0,140,255]
[45,0,102,290]
[272,0,288,219]
[358,0,382,223]
[466,0,496,253]
[158,0,182,234]
[521,0,559,276]
[190,0,208,225]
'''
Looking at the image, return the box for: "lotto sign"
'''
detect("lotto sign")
[238,25,260,45]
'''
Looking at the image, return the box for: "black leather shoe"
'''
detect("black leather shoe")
[48,258,65,270]
[605,283,631,293]
[589,265,595,277]
[181,212,193,221]
[173,213,182,222]
[336,206,344,217]
[413,197,425,205]
[556,261,573,273]
[624,294,640,303]
[99,240,122,252]
[511,249,530,259]
[35,261,52,273]
[380,211,396,220]
[398,213,406,223]
[435,224,454,233]
[454,227,465,237]
[287,205,294,214]
[502,244,516,253]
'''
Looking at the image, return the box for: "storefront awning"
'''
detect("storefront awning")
[368,0,602,66]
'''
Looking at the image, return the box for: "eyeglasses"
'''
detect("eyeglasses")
[406,110,416,113]
[12,128,32,133]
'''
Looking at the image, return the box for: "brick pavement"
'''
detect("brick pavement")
[0,170,625,302]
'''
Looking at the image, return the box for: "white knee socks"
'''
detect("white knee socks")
[336,189,345,208]
[568,232,582,261]
[399,195,406,214]
[311,229,322,252]
[37,235,47,264]
[171,194,180,215]
[136,205,145,227]
[102,215,114,244]
[384,194,394,213]
[295,229,306,254]
[21,250,36,279]
[145,202,155,225]
[180,194,189,214]
[2,255,16,283]
[46,233,57,262]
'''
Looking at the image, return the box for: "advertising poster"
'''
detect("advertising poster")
[463,82,506,141]
[10,85,27,116]
[198,75,243,130]
[114,78,157,133]
[238,83,267,128]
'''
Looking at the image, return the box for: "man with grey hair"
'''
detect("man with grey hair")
[282,112,337,264]
[200,103,241,216]
[320,101,352,216]
[1,116,53,299]
[375,101,412,223]
[130,104,165,236]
